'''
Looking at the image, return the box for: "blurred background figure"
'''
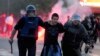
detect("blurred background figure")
[5,15,14,37]
[96,16,100,42]
[82,15,95,53]
[0,14,6,35]
[20,10,26,17]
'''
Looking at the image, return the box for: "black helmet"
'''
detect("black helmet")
[26,5,36,12]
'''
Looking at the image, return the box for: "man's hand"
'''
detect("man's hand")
[8,29,17,44]
[9,38,13,44]
[85,44,90,48]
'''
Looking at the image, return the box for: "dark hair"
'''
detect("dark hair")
[51,13,59,19]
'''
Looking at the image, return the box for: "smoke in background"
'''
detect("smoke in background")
[0,0,93,40]
[48,0,63,21]
[49,0,92,24]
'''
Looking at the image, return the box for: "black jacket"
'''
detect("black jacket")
[62,21,90,48]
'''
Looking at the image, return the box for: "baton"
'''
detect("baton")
[9,41,13,54]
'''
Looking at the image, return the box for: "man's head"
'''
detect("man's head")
[71,14,81,25]
[51,13,59,23]
[26,5,36,17]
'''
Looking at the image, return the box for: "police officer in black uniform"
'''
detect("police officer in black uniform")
[9,5,44,56]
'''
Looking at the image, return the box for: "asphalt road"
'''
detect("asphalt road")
[0,37,100,56]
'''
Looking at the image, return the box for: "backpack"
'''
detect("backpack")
[20,17,38,38]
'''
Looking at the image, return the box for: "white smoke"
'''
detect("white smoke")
[49,0,93,24]
[48,0,64,20]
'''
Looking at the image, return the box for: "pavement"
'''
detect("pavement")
[0,37,100,56]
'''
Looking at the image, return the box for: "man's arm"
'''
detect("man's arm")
[9,29,17,43]
[81,24,90,44]
[38,17,44,27]
[59,23,64,33]
[9,17,24,42]
[10,29,17,39]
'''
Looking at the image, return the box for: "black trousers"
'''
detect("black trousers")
[93,34,98,43]
[18,38,36,56]
[61,43,81,56]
